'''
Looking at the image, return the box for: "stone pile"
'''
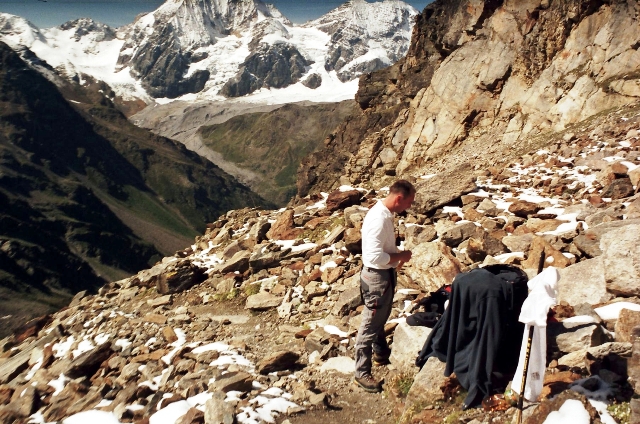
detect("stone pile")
[1,109,640,423]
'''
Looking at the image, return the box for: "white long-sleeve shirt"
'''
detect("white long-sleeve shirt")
[361,201,399,269]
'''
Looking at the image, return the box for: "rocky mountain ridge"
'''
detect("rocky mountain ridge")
[1,99,640,423]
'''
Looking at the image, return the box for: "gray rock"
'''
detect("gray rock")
[302,73,322,89]
[404,225,437,250]
[66,342,113,379]
[440,222,479,247]
[404,357,446,411]
[249,247,290,272]
[147,294,172,307]
[559,342,632,374]
[502,234,534,253]
[320,225,345,247]
[209,372,254,393]
[222,43,311,97]
[344,206,368,228]
[601,224,640,296]
[388,321,431,374]
[204,392,235,424]
[548,322,609,357]
[564,203,598,221]
[585,204,625,227]
[411,165,477,215]
[331,287,362,317]
[222,241,242,260]
[245,292,282,310]
[557,257,611,306]
[216,251,250,274]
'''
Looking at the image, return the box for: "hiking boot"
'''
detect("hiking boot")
[372,352,390,366]
[354,375,382,393]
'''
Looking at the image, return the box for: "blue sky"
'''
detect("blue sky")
[0,0,431,29]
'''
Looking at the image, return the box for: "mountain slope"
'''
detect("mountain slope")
[198,100,358,205]
[0,41,271,336]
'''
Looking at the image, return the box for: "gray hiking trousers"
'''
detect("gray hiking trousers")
[354,267,395,378]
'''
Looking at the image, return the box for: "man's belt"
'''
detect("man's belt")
[364,267,393,272]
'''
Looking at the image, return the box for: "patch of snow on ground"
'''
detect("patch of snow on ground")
[542,399,590,424]
[595,302,640,320]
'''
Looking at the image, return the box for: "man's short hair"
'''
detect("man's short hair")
[389,179,415,197]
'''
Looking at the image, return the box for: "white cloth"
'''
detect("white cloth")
[361,201,398,269]
[511,267,559,401]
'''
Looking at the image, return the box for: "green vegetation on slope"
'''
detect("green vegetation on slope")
[199,100,358,206]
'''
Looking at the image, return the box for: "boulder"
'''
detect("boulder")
[343,227,362,254]
[614,309,640,343]
[404,242,462,294]
[266,209,295,240]
[601,178,634,199]
[574,219,640,258]
[326,189,362,212]
[522,236,571,270]
[331,287,362,317]
[216,251,250,274]
[508,200,542,217]
[388,321,431,374]
[204,392,235,424]
[249,247,290,272]
[245,292,282,310]
[156,260,207,295]
[601,224,640,296]
[440,222,479,247]
[208,372,253,393]
[559,342,632,377]
[548,322,609,357]
[404,225,437,250]
[257,351,300,374]
[404,357,446,411]
[502,234,534,253]
[411,165,477,215]
[557,257,611,306]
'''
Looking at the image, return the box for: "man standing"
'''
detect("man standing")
[354,180,415,393]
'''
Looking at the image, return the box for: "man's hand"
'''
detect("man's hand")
[398,250,412,263]
[390,250,412,266]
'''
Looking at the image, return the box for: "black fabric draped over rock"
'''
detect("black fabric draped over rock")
[415,265,528,409]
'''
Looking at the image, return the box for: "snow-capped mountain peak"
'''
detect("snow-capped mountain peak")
[0,0,418,105]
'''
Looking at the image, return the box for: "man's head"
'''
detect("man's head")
[385,179,416,213]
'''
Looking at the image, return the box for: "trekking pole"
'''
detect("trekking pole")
[515,252,546,424]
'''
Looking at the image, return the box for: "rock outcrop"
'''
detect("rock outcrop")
[298,0,640,206]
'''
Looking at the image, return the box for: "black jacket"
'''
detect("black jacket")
[416,265,527,409]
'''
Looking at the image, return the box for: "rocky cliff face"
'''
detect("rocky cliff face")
[298,0,640,211]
